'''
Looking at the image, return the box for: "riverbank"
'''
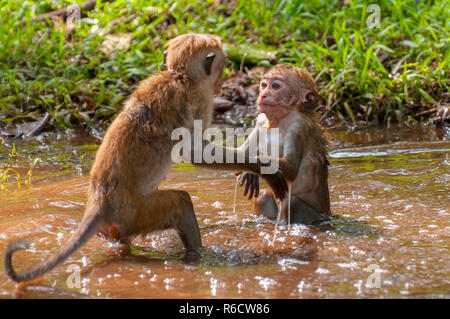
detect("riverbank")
[0,0,448,132]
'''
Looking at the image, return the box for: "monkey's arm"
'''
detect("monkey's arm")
[188,138,288,200]
[235,126,262,199]
[261,124,305,182]
[240,123,305,199]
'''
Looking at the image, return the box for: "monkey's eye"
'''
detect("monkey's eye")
[272,82,281,89]
[260,81,268,89]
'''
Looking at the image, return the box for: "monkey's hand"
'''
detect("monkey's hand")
[239,172,260,200]
[260,170,288,200]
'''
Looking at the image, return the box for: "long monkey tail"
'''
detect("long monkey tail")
[4,204,103,283]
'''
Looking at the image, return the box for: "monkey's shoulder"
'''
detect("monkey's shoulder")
[120,72,195,131]
[296,113,324,133]
[297,113,329,163]
[133,71,190,105]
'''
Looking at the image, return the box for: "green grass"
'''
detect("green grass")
[0,0,448,129]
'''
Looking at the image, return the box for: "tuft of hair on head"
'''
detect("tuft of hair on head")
[266,64,318,93]
[164,33,223,79]
[266,64,321,113]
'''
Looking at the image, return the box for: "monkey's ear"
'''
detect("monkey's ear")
[161,50,168,71]
[302,90,321,112]
[204,52,216,76]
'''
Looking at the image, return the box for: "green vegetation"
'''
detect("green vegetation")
[0,143,39,190]
[0,0,448,129]
[0,137,98,190]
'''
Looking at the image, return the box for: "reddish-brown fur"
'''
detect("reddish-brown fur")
[4,34,288,283]
[241,64,331,224]
[4,34,225,282]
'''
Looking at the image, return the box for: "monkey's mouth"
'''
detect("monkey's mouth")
[257,102,277,113]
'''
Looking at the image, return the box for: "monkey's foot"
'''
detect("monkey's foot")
[14,277,45,297]
[183,247,202,263]
[107,241,131,256]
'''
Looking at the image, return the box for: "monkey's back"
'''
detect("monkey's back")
[291,113,330,216]
[89,72,195,206]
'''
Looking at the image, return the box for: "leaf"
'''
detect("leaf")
[416,88,437,104]
[401,40,419,48]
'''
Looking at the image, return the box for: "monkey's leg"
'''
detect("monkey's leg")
[173,191,202,255]
[255,190,327,225]
[146,190,202,255]
[289,196,329,225]
[254,188,278,219]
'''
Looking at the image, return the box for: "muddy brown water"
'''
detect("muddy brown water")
[0,125,448,298]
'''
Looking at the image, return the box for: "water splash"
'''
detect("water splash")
[271,198,284,246]
[272,183,292,245]
[232,174,239,218]
[287,184,291,226]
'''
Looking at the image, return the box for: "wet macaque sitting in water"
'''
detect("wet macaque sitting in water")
[238,64,331,225]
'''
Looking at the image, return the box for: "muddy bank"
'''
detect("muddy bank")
[1,68,449,142]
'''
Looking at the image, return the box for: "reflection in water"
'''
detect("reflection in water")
[318,215,381,238]
[232,174,239,217]
[0,125,448,298]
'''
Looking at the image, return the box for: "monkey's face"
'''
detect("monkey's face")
[213,75,224,95]
[257,75,293,116]
[258,70,320,114]
[211,54,225,95]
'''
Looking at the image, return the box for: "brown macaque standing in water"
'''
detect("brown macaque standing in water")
[4,34,287,283]
[239,64,331,225]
